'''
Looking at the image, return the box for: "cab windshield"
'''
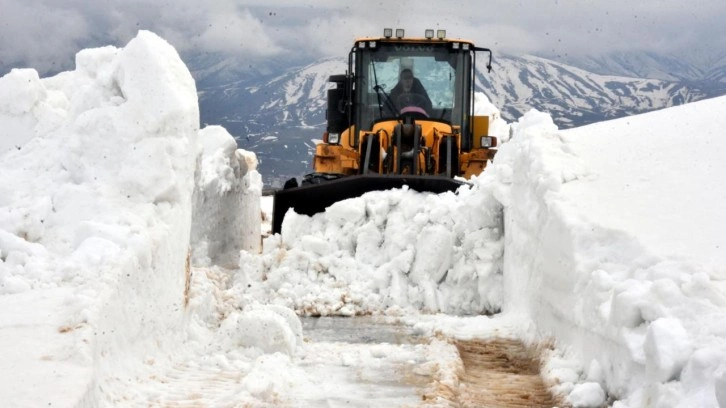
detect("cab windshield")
[354,41,470,128]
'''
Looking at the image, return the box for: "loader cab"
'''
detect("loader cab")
[355,40,468,132]
[327,29,492,152]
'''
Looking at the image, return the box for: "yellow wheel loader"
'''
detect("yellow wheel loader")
[272,29,497,233]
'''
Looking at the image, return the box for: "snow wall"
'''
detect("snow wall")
[191,125,261,267]
[492,108,726,407]
[0,31,260,406]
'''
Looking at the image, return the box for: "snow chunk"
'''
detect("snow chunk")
[221,305,302,356]
[241,353,297,401]
[568,382,606,407]
[0,69,45,115]
[410,225,454,286]
[644,318,693,383]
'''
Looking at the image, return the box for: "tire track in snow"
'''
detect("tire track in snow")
[106,359,254,408]
[452,339,566,407]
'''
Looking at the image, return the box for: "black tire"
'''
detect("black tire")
[283,177,299,189]
[301,173,342,186]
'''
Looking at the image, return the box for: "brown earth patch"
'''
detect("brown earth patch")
[183,249,191,307]
[453,338,566,408]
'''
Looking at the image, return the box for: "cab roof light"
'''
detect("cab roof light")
[437,29,446,39]
[395,28,405,38]
[452,42,460,50]
[462,43,470,50]
[425,29,434,39]
[383,28,393,38]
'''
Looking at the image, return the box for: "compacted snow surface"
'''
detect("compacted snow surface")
[1,31,726,407]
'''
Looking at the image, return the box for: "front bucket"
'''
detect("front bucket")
[271,174,465,234]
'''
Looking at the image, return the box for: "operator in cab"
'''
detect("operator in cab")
[389,68,433,116]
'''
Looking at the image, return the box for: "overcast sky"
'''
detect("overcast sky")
[2,0,726,76]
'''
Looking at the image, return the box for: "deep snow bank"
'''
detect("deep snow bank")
[240,185,505,315]
[493,102,726,407]
[0,31,199,406]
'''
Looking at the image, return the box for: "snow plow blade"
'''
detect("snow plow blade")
[272,174,466,234]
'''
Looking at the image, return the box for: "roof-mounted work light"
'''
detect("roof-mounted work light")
[425,29,434,39]
[395,28,405,38]
[437,29,446,39]
[383,28,393,38]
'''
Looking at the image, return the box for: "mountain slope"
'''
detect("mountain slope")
[481,54,718,127]
[198,58,345,186]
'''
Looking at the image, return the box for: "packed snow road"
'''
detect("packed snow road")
[112,276,564,407]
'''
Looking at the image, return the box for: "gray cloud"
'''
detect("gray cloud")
[2,0,725,76]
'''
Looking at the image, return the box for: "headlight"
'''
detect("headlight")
[480,136,495,148]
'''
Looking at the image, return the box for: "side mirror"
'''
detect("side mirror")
[327,87,348,134]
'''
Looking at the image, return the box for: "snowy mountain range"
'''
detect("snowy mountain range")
[194,53,726,186]
[561,50,726,83]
